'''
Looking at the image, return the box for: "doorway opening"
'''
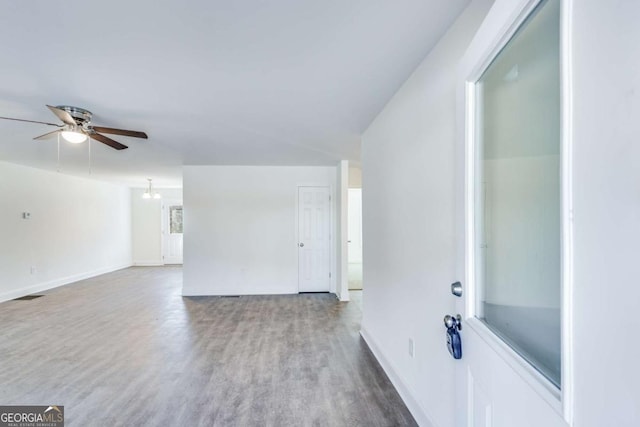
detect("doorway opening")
[348,188,363,290]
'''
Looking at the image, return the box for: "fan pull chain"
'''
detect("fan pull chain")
[56,132,60,172]
[88,135,92,175]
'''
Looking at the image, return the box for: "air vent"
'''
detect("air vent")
[13,295,44,301]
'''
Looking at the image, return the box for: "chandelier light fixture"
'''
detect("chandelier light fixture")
[142,178,161,199]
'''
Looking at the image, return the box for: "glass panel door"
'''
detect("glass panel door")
[169,206,183,234]
[474,0,561,387]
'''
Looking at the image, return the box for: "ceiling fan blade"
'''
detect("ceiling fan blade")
[46,105,76,126]
[33,129,62,140]
[90,126,148,139]
[0,116,61,127]
[90,132,128,150]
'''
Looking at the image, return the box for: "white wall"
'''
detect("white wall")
[360,2,492,426]
[0,161,132,302]
[348,166,362,189]
[131,188,183,265]
[182,165,338,296]
[571,1,640,425]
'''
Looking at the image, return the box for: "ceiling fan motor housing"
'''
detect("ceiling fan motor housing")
[56,106,92,125]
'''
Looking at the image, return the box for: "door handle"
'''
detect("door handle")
[444,314,462,330]
[444,314,462,359]
[299,243,304,247]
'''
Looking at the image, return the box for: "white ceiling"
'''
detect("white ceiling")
[0,0,469,187]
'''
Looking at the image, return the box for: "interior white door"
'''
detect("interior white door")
[298,186,331,292]
[454,0,569,426]
[162,200,183,264]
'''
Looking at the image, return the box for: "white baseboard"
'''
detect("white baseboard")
[181,288,300,297]
[334,290,350,301]
[133,261,165,266]
[360,328,437,427]
[181,288,340,297]
[0,263,132,304]
[338,292,350,302]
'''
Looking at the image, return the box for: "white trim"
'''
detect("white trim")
[464,79,477,321]
[182,288,340,298]
[338,160,350,301]
[360,328,437,427]
[133,261,164,266]
[465,0,544,83]
[160,201,165,265]
[559,0,575,423]
[0,263,132,303]
[466,368,475,427]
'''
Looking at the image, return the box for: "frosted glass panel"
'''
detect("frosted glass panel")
[170,206,183,234]
[475,0,561,387]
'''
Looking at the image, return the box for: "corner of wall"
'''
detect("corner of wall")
[336,160,350,301]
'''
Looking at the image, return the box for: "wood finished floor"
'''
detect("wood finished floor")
[0,267,417,427]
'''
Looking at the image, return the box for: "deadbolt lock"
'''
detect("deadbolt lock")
[451,281,463,297]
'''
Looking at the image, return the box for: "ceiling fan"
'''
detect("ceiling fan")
[0,105,148,150]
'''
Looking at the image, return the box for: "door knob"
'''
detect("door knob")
[444,314,463,359]
[443,314,462,330]
[299,243,304,247]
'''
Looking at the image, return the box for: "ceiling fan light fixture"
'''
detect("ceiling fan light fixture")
[61,130,87,144]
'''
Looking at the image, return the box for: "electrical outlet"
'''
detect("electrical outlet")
[408,338,415,358]
[30,266,36,275]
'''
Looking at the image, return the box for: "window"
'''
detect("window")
[169,206,183,234]
[474,0,561,387]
